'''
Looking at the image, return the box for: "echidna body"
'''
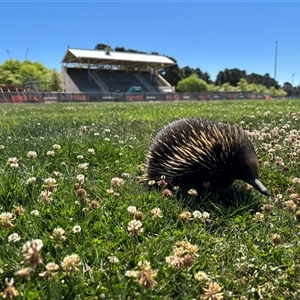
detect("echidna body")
[145,118,269,196]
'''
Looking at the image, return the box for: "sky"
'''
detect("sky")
[0,1,300,86]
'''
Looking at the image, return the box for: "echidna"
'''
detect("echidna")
[145,118,270,197]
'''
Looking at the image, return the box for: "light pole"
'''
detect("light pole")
[274,41,278,82]
[292,74,295,98]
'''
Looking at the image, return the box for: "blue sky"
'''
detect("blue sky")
[0,1,299,86]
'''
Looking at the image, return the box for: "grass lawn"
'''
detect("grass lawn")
[0,99,300,299]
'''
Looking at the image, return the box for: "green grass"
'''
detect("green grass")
[0,100,300,299]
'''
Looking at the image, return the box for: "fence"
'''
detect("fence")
[0,91,270,104]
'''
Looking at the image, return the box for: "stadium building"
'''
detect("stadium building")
[61,48,176,94]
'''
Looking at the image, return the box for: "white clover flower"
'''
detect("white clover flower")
[61,254,82,275]
[44,177,57,187]
[22,239,44,253]
[87,148,95,155]
[125,270,138,277]
[188,188,198,196]
[78,163,89,171]
[111,177,124,187]
[50,227,66,242]
[77,155,84,160]
[31,210,39,216]
[40,190,53,199]
[7,157,19,168]
[27,151,37,159]
[202,212,210,221]
[0,145,4,149]
[53,171,62,177]
[194,271,209,282]
[8,233,21,243]
[254,212,265,222]
[45,262,59,272]
[127,219,143,236]
[291,177,300,185]
[26,177,36,185]
[127,206,137,214]
[80,126,87,133]
[106,188,114,194]
[0,212,14,228]
[71,225,81,233]
[39,262,59,279]
[47,150,55,156]
[53,144,61,150]
[108,256,119,264]
[121,172,131,178]
[151,207,163,219]
[76,174,85,183]
[192,210,202,219]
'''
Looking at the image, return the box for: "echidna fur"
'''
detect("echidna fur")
[145,118,270,197]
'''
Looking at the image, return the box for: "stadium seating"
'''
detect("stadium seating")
[65,68,170,93]
[66,68,103,93]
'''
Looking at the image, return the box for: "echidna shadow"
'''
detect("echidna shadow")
[145,118,270,200]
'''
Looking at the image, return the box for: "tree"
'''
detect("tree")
[94,43,109,50]
[19,60,50,90]
[48,70,62,91]
[201,71,212,84]
[237,78,251,91]
[193,68,203,80]
[0,59,59,91]
[114,47,126,52]
[0,59,22,85]
[177,74,208,92]
[157,56,181,88]
[282,82,292,97]
[216,68,247,87]
[179,67,212,84]
[220,82,237,92]
[181,66,193,79]
[261,73,279,89]
[275,88,287,98]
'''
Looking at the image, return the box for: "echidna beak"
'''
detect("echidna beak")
[247,178,270,196]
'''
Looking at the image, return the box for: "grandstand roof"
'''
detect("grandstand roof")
[61,48,176,70]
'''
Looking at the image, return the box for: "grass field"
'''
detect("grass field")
[0,100,300,299]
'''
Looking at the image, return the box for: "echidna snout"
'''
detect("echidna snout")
[235,159,270,196]
[145,118,270,198]
[243,178,270,196]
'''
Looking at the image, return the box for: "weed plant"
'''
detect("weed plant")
[0,100,300,299]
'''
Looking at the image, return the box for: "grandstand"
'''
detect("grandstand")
[61,48,176,93]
